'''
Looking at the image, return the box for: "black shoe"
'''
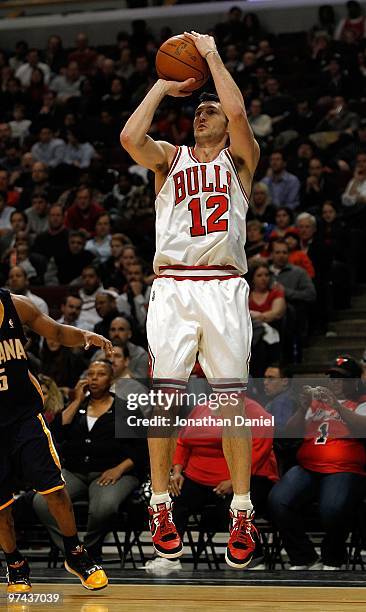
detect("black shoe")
[64,545,108,590]
[6,558,32,593]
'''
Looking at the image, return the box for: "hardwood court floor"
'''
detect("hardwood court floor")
[4,584,366,612]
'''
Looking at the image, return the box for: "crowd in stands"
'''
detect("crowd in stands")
[2,1,366,572]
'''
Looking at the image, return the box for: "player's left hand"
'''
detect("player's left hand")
[82,331,113,358]
[97,466,124,486]
[184,31,217,58]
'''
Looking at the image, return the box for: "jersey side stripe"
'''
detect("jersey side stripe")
[224,149,250,202]
[0,498,15,511]
[37,413,63,471]
[28,371,45,405]
[156,146,182,197]
[188,147,198,163]
[0,300,4,328]
[167,146,182,177]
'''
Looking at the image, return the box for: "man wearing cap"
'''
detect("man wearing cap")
[269,354,366,570]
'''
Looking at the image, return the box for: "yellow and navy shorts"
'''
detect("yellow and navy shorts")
[0,413,65,511]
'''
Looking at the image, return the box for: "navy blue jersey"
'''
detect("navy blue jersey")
[0,289,44,427]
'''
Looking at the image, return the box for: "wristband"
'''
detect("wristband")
[205,50,218,59]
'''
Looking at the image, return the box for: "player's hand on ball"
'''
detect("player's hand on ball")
[184,31,217,58]
[83,331,113,358]
[161,78,196,97]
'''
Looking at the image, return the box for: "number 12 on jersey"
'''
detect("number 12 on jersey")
[188,195,229,237]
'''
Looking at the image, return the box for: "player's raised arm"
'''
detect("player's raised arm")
[12,294,113,357]
[120,78,195,174]
[184,31,260,179]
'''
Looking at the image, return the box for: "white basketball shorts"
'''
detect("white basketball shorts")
[146,273,252,392]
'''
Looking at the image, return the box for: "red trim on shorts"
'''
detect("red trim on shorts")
[153,378,187,386]
[159,265,237,271]
[212,382,247,388]
[158,264,241,281]
[148,343,155,380]
[158,275,240,281]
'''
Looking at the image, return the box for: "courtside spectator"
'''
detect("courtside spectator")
[269,356,366,570]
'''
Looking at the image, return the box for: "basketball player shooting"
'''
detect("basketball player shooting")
[0,290,112,592]
[121,31,260,569]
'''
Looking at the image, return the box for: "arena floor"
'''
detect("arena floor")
[2,570,366,611]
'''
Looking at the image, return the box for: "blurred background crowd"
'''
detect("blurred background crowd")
[2,0,366,572]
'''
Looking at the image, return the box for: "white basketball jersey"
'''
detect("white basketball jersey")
[153,146,249,276]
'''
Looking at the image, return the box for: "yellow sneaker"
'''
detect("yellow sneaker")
[64,546,108,590]
[6,559,32,593]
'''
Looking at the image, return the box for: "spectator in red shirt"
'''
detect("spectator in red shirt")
[284,229,315,278]
[0,168,20,208]
[269,355,366,570]
[248,259,286,325]
[248,258,286,376]
[64,185,104,237]
[144,397,278,572]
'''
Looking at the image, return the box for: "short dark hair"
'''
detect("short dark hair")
[271,238,289,251]
[31,191,48,201]
[69,229,86,241]
[267,362,292,379]
[198,92,220,104]
[90,359,113,376]
[62,293,82,306]
[10,210,27,223]
[275,206,294,224]
[82,264,101,278]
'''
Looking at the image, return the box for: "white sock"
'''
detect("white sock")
[231,493,253,512]
[150,491,171,507]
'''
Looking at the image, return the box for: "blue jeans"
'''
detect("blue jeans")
[268,465,365,566]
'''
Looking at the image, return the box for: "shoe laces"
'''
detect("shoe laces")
[232,512,254,548]
[155,506,175,537]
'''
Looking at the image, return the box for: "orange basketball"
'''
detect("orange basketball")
[155,34,209,92]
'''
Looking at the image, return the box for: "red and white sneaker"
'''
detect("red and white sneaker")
[225,509,258,569]
[148,501,183,559]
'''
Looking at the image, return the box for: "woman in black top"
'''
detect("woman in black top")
[33,360,144,561]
